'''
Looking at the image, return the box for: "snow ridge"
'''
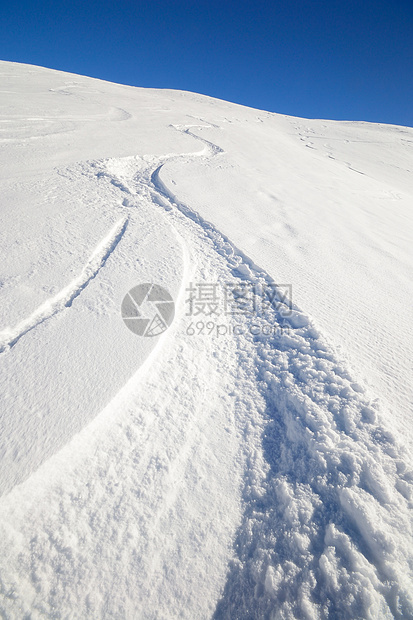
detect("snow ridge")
[0,216,128,354]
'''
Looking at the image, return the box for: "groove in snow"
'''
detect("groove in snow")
[0,216,128,353]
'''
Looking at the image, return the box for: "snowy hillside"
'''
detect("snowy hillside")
[0,61,412,618]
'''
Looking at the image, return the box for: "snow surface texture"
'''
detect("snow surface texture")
[0,61,412,619]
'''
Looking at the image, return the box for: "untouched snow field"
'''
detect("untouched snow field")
[0,61,412,618]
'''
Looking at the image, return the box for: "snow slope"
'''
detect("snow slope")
[0,61,412,618]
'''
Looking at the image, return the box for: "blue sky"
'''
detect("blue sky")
[1,0,412,126]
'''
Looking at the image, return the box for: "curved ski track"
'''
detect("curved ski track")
[93,123,413,618]
[0,216,128,353]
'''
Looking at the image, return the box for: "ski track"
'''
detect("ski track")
[95,123,413,618]
[0,216,128,354]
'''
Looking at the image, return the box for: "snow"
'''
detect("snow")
[0,61,412,618]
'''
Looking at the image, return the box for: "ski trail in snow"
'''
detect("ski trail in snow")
[140,129,413,617]
[0,216,128,353]
[169,123,225,155]
[91,125,413,616]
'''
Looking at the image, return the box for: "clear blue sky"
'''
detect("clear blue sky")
[1,0,412,127]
